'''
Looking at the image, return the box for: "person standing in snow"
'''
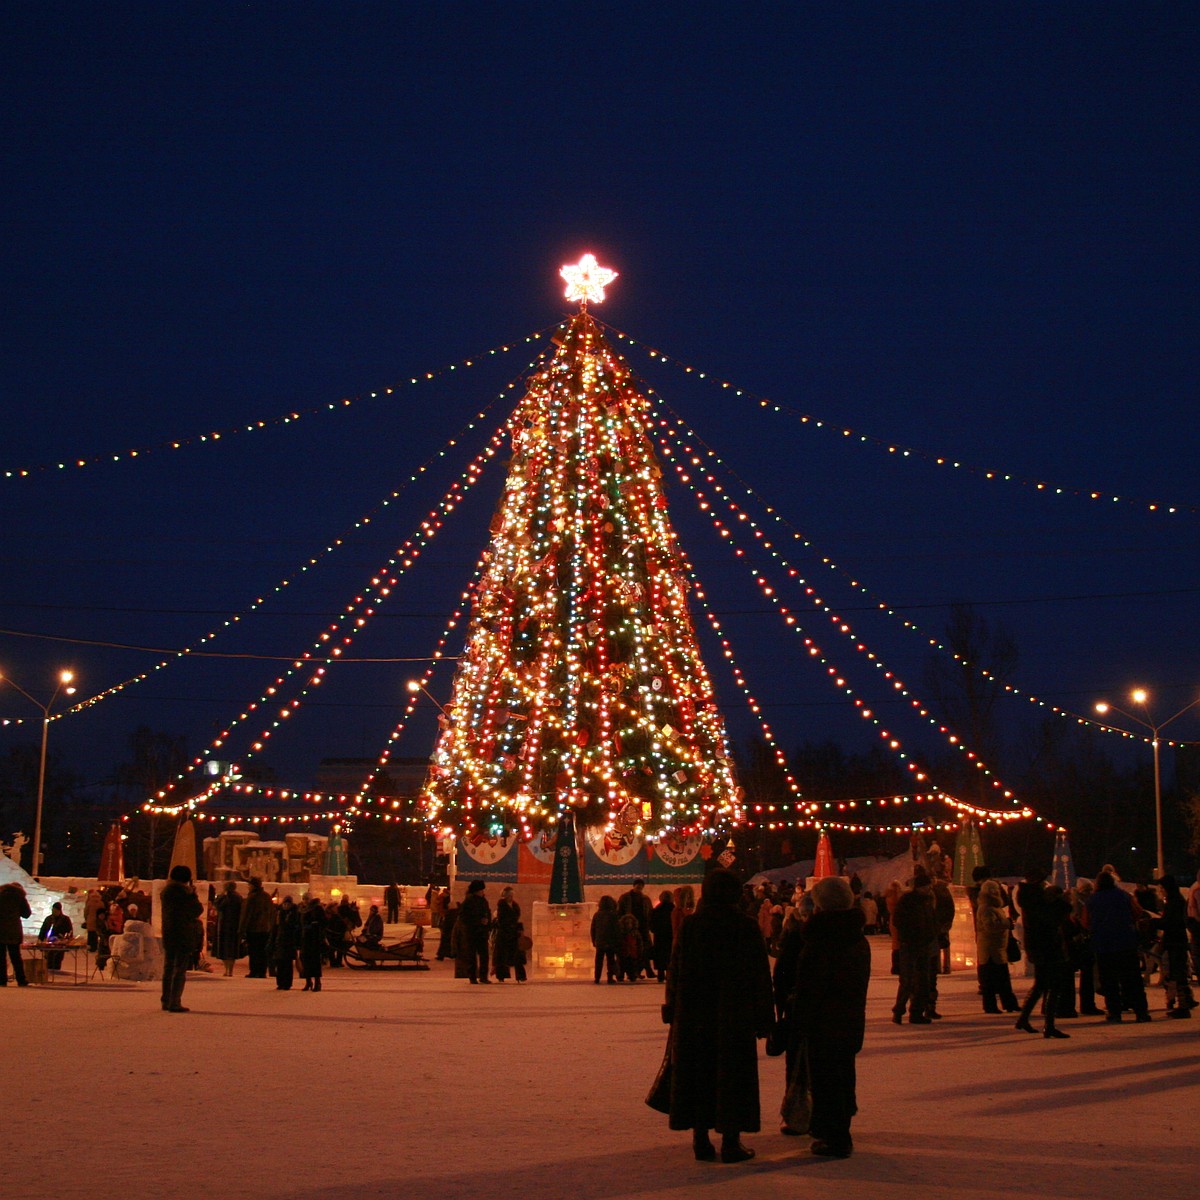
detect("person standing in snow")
[0,881,32,986]
[974,879,1019,1014]
[213,881,243,977]
[238,876,274,979]
[1085,871,1150,1024]
[590,894,620,984]
[650,890,676,982]
[459,880,492,984]
[160,865,203,1013]
[662,868,774,1164]
[1014,875,1071,1038]
[780,875,870,1158]
[891,869,937,1024]
[300,897,326,991]
[270,896,300,990]
[618,879,654,978]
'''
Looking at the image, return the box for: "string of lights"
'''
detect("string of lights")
[598,320,1198,518]
[647,402,1181,751]
[144,399,532,815]
[3,325,563,481]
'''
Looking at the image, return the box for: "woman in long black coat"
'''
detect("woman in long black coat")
[783,875,871,1158]
[270,896,301,990]
[300,899,326,991]
[663,868,773,1164]
[492,887,526,982]
[213,882,243,977]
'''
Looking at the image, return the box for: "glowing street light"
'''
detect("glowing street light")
[0,668,77,878]
[1094,687,1200,878]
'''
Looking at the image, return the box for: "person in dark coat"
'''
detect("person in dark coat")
[1085,871,1150,1023]
[300,898,326,991]
[360,904,384,947]
[663,868,774,1164]
[1014,875,1071,1038]
[160,865,203,1012]
[891,869,938,1024]
[0,881,32,986]
[383,881,401,924]
[782,875,870,1158]
[324,905,348,967]
[213,881,243,976]
[650,890,676,983]
[459,880,492,984]
[619,879,655,978]
[492,887,525,982]
[270,896,301,990]
[590,894,620,984]
[238,877,274,978]
[1154,875,1196,1018]
[37,901,73,970]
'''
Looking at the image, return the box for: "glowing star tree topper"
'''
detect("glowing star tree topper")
[560,253,618,306]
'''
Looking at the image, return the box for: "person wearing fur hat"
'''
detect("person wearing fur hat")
[974,879,1019,1014]
[780,875,870,1157]
[663,868,774,1164]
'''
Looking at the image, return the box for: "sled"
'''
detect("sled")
[343,928,429,970]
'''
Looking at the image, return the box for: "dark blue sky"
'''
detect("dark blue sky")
[2,4,1197,807]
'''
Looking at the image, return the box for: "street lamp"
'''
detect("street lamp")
[1095,687,1200,878]
[0,668,77,878]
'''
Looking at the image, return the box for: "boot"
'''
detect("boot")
[314,978,321,991]
[302,980,312,991]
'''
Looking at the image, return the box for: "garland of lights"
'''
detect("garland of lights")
[145,392,538,815]
[599,320,1198,518]
[645,401,1183,751]
[39,377,539,733]
[3,326,561,481]
[654,416,1023,812]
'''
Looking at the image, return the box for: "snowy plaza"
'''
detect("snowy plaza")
[5,936,1195,1200]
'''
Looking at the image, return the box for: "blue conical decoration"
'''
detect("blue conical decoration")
[548,813,583,903]
[323,827,349,875]
[952,818,985,886]
[1050,830,1076,890]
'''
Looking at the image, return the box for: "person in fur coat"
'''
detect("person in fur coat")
[782,875,870,1158]
[663,869,773,1164]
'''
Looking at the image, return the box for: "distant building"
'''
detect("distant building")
[314,757,430,800]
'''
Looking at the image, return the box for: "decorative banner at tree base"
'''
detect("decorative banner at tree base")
[583,822,649,884]
[549,813,583,903]
[647,830,705,884]
[457,831,520,884]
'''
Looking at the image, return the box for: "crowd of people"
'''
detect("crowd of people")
[647,860,1200,1165]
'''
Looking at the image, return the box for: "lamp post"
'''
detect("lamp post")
[0,668,77,878]
[1095,688,1200,879]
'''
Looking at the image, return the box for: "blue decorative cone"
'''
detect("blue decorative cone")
[1050,830,1076,890]
[323,828,349,876]
[952,818,985,886]
[548,812,583,904]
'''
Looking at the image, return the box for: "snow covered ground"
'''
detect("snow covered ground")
[4,935,1195,1200]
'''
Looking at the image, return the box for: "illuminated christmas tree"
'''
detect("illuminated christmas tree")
[424,256,743,841]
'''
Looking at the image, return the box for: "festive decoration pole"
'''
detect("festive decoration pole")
[423,256,742,849]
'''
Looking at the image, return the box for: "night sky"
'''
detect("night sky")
[3,5,1197,825]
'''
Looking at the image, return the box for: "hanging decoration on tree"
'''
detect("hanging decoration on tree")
[423,255,743,839]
